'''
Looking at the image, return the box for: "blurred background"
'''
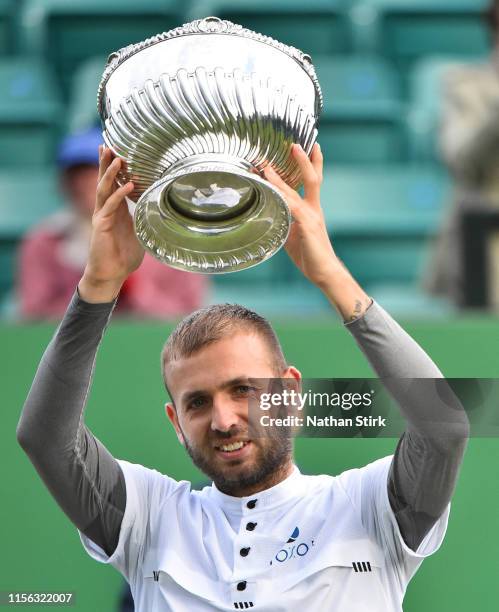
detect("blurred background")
[1,0,499,610]
[4,0,499,319]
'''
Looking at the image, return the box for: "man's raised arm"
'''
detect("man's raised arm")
[16,147,143,557]
[263,143,469,552]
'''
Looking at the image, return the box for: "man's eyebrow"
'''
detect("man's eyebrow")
[180,377,252,404]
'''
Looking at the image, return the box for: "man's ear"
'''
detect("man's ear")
[280,365,302,395]
[283,366,301,382]
[165,402,185,447]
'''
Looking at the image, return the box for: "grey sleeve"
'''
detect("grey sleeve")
[345,301,469,551]
[16,289,126,558]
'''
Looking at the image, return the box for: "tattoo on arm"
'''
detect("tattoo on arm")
[349,300,363,322]
[348,298,372,322]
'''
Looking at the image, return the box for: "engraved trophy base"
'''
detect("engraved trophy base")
[134,155,291,274]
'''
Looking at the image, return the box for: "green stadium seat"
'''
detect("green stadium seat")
[212,164,453,316]
[67,55,108,133]
[319,164,450,292]
[209,283,330,317]
[319,164,454,314]
[362,282,455,316]
[0,169,64,304]
[351,0,489,90]
[188,0,349,56]
[19,0,183,97]
[212,165,450,306]
[212,248,291,287]
[209,236,329,315]
[0,58,62,167]
[407,55,481,162]
[0,0,15,54]
[315,55,405,164]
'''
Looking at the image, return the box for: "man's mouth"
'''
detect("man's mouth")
[214,440,252,457]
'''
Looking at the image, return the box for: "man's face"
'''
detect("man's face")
[165,330,299,495]
[62,164,99,219]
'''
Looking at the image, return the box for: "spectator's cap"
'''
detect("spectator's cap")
[56,127,103,170]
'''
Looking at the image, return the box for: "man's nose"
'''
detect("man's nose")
[211,397,240,432]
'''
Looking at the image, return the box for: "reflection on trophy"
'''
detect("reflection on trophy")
[98,16,322,273]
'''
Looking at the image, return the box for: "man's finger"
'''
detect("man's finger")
[98,147,115,182]
[310,143,323,184]
[292,144,320,202]
[100,182,134,217]
[262,165,304,221]
[96,157,122,210]
[262,165,295,198]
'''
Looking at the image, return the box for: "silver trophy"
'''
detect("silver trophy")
[98,16,322,273]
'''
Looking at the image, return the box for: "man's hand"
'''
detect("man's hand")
[262,143,372,321]
[78,146,145,303]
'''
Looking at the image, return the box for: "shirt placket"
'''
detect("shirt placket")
[230,496,261,609]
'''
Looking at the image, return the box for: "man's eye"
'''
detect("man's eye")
[234,385,254,395]
[190,397,207,409]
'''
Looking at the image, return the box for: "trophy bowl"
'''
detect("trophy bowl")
[98,16,322,273]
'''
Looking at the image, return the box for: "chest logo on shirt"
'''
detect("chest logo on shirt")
[270,527,315,565]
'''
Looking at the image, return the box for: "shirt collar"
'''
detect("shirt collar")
[208,464,307,513]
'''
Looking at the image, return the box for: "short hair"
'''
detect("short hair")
[161,303,287,394]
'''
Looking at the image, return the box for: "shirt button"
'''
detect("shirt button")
[246,522,257,531]
[240,547,251,557]
[237,581,247,591]
[246,499,257,509]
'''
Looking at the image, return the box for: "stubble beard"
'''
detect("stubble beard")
[182,432,293,496]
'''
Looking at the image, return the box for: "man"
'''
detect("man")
[424,0,499,306]
[16,143,469,611]
[18,127,208,319]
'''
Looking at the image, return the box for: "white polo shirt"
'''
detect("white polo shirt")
[78,455,450,611]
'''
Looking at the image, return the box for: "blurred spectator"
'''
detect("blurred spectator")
[424,1,499,306]
[17,127,209,319]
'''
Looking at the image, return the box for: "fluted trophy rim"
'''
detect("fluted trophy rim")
[97,14,321,274]
[96,15,323,119]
